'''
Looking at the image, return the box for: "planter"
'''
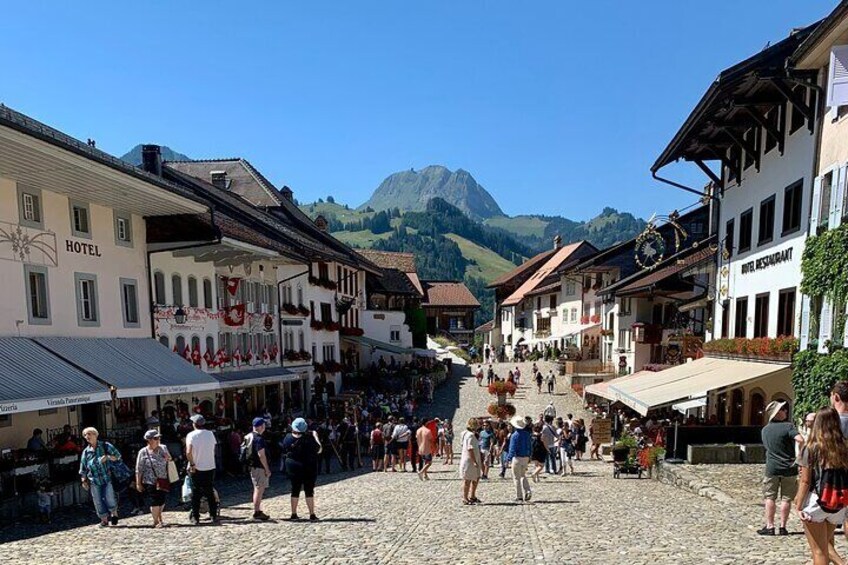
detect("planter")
[686,444,740,465]
[497,393,507,406]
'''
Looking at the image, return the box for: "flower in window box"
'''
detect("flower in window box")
[297,305,311,316]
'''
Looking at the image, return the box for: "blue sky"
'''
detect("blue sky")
[0,1,836,220]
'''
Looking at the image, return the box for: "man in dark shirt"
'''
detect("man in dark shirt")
[759,401,803,536]
[249,418,272,521]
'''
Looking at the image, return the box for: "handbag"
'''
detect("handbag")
[181,474,193,503]
[167,460,179,484]
[105,443,133,485]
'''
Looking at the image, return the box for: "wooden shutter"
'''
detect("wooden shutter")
[799,296,811,350]
[811,175,823,234]
[828,46,848,108]
[835,164,848,228]
[819,300,833,353]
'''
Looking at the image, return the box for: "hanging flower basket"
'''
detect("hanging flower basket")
[487,403,516,419]
[487,380,517,397]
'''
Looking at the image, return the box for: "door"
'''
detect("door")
[79,402,105,432]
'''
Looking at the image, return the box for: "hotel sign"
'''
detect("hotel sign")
[741,247,793,275]
[65,239,102,257]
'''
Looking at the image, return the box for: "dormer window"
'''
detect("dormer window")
[210,171,229,190]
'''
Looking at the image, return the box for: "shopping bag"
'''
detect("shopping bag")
[109,460,133,486]
[181,475,193,503]
[167,460,180,483]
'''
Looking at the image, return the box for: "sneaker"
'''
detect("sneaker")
[524,491,532,502]
[778,527,789,536]
[253,511,270,521]
[756,526,775,536]
[289,513,300,521]
[110,515,119,526]
[309,514,319,521]
[190,515,201,526]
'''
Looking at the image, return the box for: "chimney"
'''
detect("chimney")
[553,234,562,250]
[279,185,294,201]
[314,215,328,232]
[210,171,228,190]
[141,144,162,176]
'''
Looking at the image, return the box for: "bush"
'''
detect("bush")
[792,348,848,418]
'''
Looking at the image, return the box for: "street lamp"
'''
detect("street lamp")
[174,306,187,325]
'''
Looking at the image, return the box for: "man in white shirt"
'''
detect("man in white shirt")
[544,402,557,420]
[186,414,218,524]
[391,418,412,472]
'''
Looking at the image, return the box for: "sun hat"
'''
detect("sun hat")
[252,417,266,428]
[292,417,308,433]
[143,429,161,441]
[190,414,205,425]
[766,400,787,422]
[510,415,526,429]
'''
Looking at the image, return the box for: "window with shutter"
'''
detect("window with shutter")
[832,165,847,229]
[828,46,848,109]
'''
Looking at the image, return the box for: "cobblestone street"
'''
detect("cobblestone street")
[0,364,829,564]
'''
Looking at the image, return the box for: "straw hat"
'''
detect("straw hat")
[766,400,787,422]
[510,415,526,429]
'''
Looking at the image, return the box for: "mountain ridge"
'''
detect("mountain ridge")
[119,144,191,166]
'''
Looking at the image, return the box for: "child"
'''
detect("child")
[37,480,55,524]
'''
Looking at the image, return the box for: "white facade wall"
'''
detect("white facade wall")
[360,310,413,366]
[712,115,815,343]
[0,178,152,338]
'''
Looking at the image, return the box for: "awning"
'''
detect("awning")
[553,322,601,341]
[0,338,112,414]
[673,396,708,413]
[212,366,303,390]
[413,348,436,358]
[608,357,790,415]
[341,335,414,356]
[35,338,220,398]
[584,372,646,401]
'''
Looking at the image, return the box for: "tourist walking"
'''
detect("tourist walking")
[280,417,321,521]
[514,366,521,386]
[544,401,556,420]
[541,416,558,474]
[487,366,495,385]
[186,414,219,525]
[247,417,272,521]
[476,365,484,386]
[443,420,455,465]
[535,371,543,394]
[759,401,804,536]
[795,407,848,565]
[830,381,848,436]
[497,421,512,479]
[478,420,495,480]
[558,422,576,475]
[573,419,588,460]
[135,429,173,528]
[392,417,412,472]
[460,418,483,505]
[370,420,385,471]
[530,424,547,482]
[507,415,532,501]
[409,418,420,473]
[546,370,556,394]
[417,419,435,480]
[588,419,603,460]
[382,417,396,472]
[79,427,122,527]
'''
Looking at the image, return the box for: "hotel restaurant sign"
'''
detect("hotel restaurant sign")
[740,247,794,275]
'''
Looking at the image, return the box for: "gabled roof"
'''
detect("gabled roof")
[598,238,716,297]
[357,250,417,273]
[422,281,480,308]
[475,320,494,333]
[793,1,848,67]
[367,268,423,296]
[652,24,819,173]
[502,241,596,307]
[487,249,555,289]
[166,158,283,207]
[525,279,561,298]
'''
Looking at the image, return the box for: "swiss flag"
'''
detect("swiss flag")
[262,347,270,365]
[233,348,242,367]
[215,348,227,367]
[225,277,241,297]
[183,346,192,363]
[244,349,253,365]
[204,347,215,368]
[224,304,246,327]
[271,344,279,361]
[191,345,202,366]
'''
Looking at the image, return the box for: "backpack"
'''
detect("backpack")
[238,433,254,468]
[810,448,848,513]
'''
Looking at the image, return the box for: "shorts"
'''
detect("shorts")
[801,492,848,524]
[395,441,408,451]
[421,454,433,463]
[371,444,385,460]
[480,449,490,460]
[143,483,167,507]
[250,467,269,489]
[385,441,395,453]
[762,475,798,501]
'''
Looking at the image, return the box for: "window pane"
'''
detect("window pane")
[172,275,183,305]
[29,272,48,319]
[203,279,213,309]
[188,277,198,307]
[74,206,89,234]
[123,283,139,324]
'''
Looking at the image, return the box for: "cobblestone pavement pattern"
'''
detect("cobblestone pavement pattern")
[0,361,829,564]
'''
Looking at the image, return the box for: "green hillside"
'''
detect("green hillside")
[484,215,549,238]
[445,233,518,282]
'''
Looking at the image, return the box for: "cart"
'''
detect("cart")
[611,446,642,479]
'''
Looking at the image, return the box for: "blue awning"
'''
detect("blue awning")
[0,338,111,413]
[211,366,303,390]
[35,338,220,398]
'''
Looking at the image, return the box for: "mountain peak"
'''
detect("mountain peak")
[358,165,503,221]
[119,144,191,166]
